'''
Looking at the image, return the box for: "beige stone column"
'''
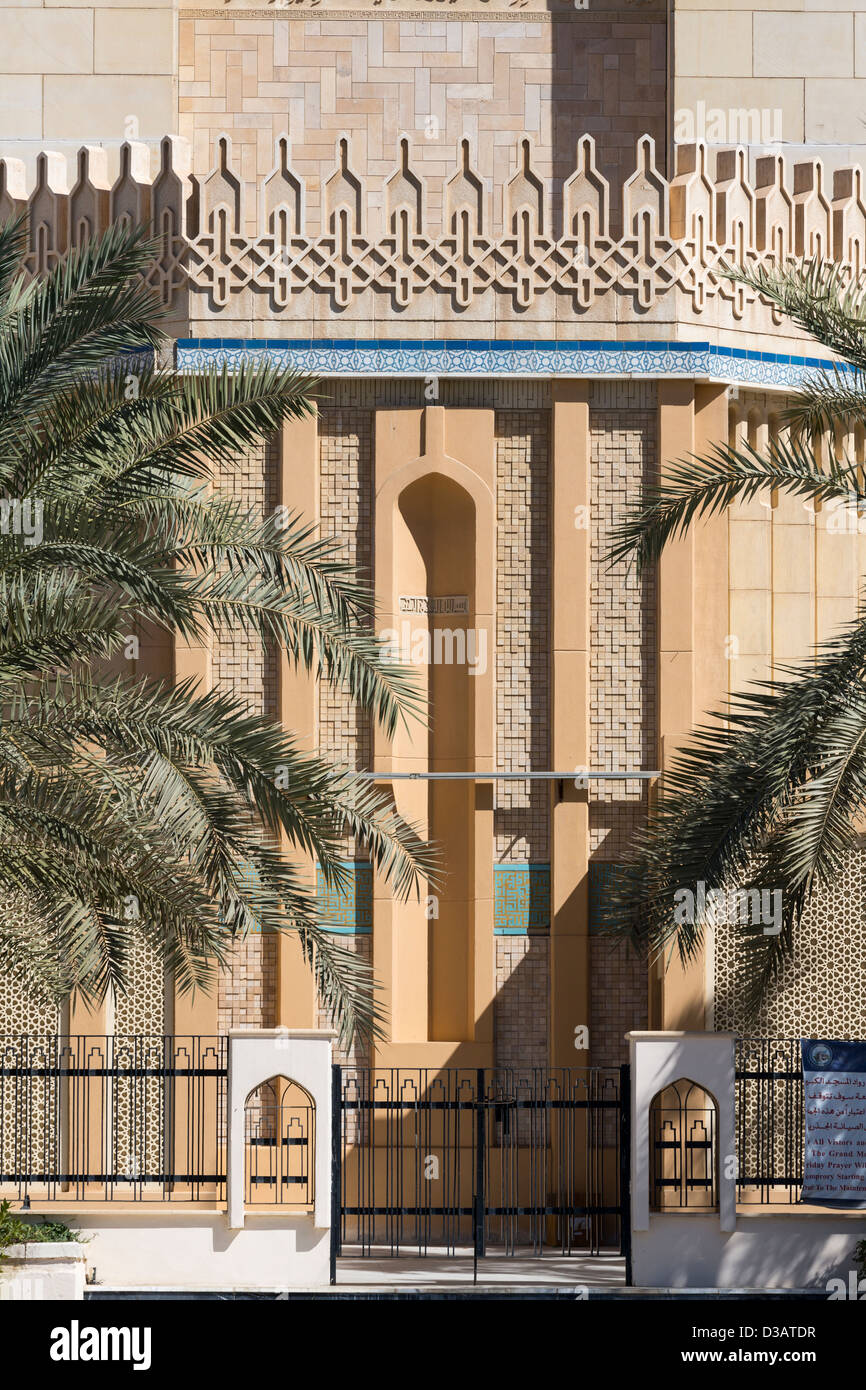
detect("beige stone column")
[276,410,319,1029]
[172,536,218,1039]
[446,408,496,1058]
[693,386,732,720]
[655,381,700,1030]
[372,408,427,1051]
[656,381,729,1030]
[550,381,591,1069]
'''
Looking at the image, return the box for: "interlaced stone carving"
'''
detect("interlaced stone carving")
[4,133,866,335]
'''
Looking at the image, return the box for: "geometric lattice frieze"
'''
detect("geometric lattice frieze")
[5,134,866,336]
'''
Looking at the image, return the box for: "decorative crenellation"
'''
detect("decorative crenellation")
[0,140,190,314]
[4,135,866,333]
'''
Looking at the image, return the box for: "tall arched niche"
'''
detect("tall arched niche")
[374,406,495,1053]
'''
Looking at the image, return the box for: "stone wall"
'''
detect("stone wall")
[215,435,280,1033]
[493,935,549,1074]
[179,4,667,228]
[492,403,550,1070]
[313,405,374,1064]
[493,407,549,867]
[0,1,175,151]
[587,381,656,1068]
[317,405,374,789]
[674,1,866,157]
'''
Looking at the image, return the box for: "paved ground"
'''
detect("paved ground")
[333,1247,626,1291]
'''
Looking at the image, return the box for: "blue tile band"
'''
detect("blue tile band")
[177,338,840,391]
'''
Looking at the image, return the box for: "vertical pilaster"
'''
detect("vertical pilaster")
[447,408,495,1053]
[550,381,591,1069]
[373,408,427,1048]
[693,386,731,721]
[657,381,696,742]
[172,579,219,1039]
[693,385,732,1030]
[276,409,320,1029]
[656,380,703,1031]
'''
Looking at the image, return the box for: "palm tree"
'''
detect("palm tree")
[604,258,866,1017]
[0,218,433,1045]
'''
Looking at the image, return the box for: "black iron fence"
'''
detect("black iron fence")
[333,1065,630,1269]
[646,1037,811,1209]
[735,1036,804,1205]
[0,1031,821,1216]
[0,1035,227,1202]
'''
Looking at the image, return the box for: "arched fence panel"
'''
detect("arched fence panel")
[244,1076,315,1207]
[649,1078,717,1211]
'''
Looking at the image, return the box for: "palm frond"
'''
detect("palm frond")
[0,217,433,1039]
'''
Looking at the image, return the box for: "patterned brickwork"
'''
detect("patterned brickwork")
[218,932,279,1034]
[494,936,549,1071]
[213,434,279,721]
[317,407,374,869]
[588,382,657,858]
[315,408,374,1063]
[494,410,550,864]
[713,849,866,1037]
[493,409,550,1067]
[216,435,280,1033]
[590,935,648,1070]
[178,10,667,233]
[588,383,656,1063]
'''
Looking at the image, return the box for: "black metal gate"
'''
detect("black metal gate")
[330,1065,631,1283]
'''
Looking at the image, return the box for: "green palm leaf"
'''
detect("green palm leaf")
[606,254,866,1018]
[0,219,432,1045]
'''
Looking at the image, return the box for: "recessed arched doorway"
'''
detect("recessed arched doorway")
[396,471,476,1042]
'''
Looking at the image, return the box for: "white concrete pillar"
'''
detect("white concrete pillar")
[226,1028,335,1230]
[628,1030,737,1234]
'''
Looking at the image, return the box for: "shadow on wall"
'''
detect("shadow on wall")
[548,0,668,237]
